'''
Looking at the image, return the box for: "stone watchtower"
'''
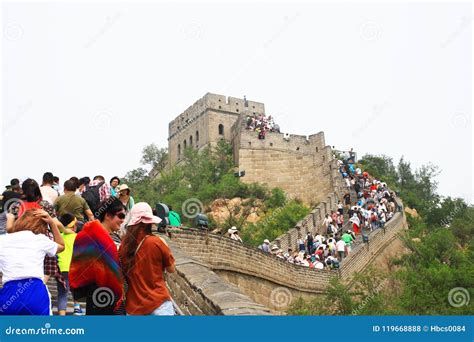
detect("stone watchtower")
[168,93,345,205]
[168,93,265,165]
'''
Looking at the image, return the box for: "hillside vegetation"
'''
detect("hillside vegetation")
[123,141,310,245]
[289,155,474,315]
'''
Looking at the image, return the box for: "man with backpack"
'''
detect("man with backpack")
[167,206,181,227]
[81,175,112,217]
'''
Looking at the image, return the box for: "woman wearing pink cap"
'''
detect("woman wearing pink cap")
[119,202,176,315]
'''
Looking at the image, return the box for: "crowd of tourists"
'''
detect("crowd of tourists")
[0,173,176,316]
[245,113,280,139]
[256,158,399,270]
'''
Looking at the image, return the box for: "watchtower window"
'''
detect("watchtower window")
[218,124,224,135]
[236,109,239,112]
[178,144,181,157]
[196,130,199,142]
[184,140,187,149]
[189,135,193,147]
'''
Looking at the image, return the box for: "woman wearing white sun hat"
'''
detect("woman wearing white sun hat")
[119,202,176,315]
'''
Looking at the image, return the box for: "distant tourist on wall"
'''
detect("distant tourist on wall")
[259,239,271,253]
[228,226,243,243]
[168,206,181,227]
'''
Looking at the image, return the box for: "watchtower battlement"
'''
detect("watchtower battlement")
[167,93,343,205]
[168,93,265,165]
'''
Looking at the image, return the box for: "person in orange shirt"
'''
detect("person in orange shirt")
[119,202,176,315]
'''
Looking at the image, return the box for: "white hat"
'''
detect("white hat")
[264,239,270,244]
[127,202,162,226]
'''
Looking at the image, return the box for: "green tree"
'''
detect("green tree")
[141,144,169,174]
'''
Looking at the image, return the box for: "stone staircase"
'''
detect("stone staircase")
[46,277,86,315]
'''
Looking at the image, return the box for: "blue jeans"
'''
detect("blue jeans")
[151,300,174,316]
[56,272,69,311]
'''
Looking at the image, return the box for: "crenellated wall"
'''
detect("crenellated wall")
[167,93,347,207]
[168,93,265,165]
[164,236,271,315]
[231,115,344,206]
[273,187,348,253]
[168,203,407,311]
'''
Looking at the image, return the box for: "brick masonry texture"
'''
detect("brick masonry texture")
[168,200,407,311]
[168,93,346,206]
[165,93,407,312]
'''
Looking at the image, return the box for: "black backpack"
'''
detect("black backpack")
[81,182,104,215]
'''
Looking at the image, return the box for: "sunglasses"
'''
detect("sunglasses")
[115,212,126,219]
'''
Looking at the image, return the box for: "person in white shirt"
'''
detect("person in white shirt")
[39,172,59,204]
[336,238,346,260]
[0,209,64,315]
[228,227,243,243]
[314,259,324,270]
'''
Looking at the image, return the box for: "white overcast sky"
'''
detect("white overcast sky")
[1,2,472,203]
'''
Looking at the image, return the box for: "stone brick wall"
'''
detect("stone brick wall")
[168,200,407,311]
[168,93,265,165]
[164,236,270,315]
[273,191,346,252]
[168,228,336,293]
[232,117,341,205]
